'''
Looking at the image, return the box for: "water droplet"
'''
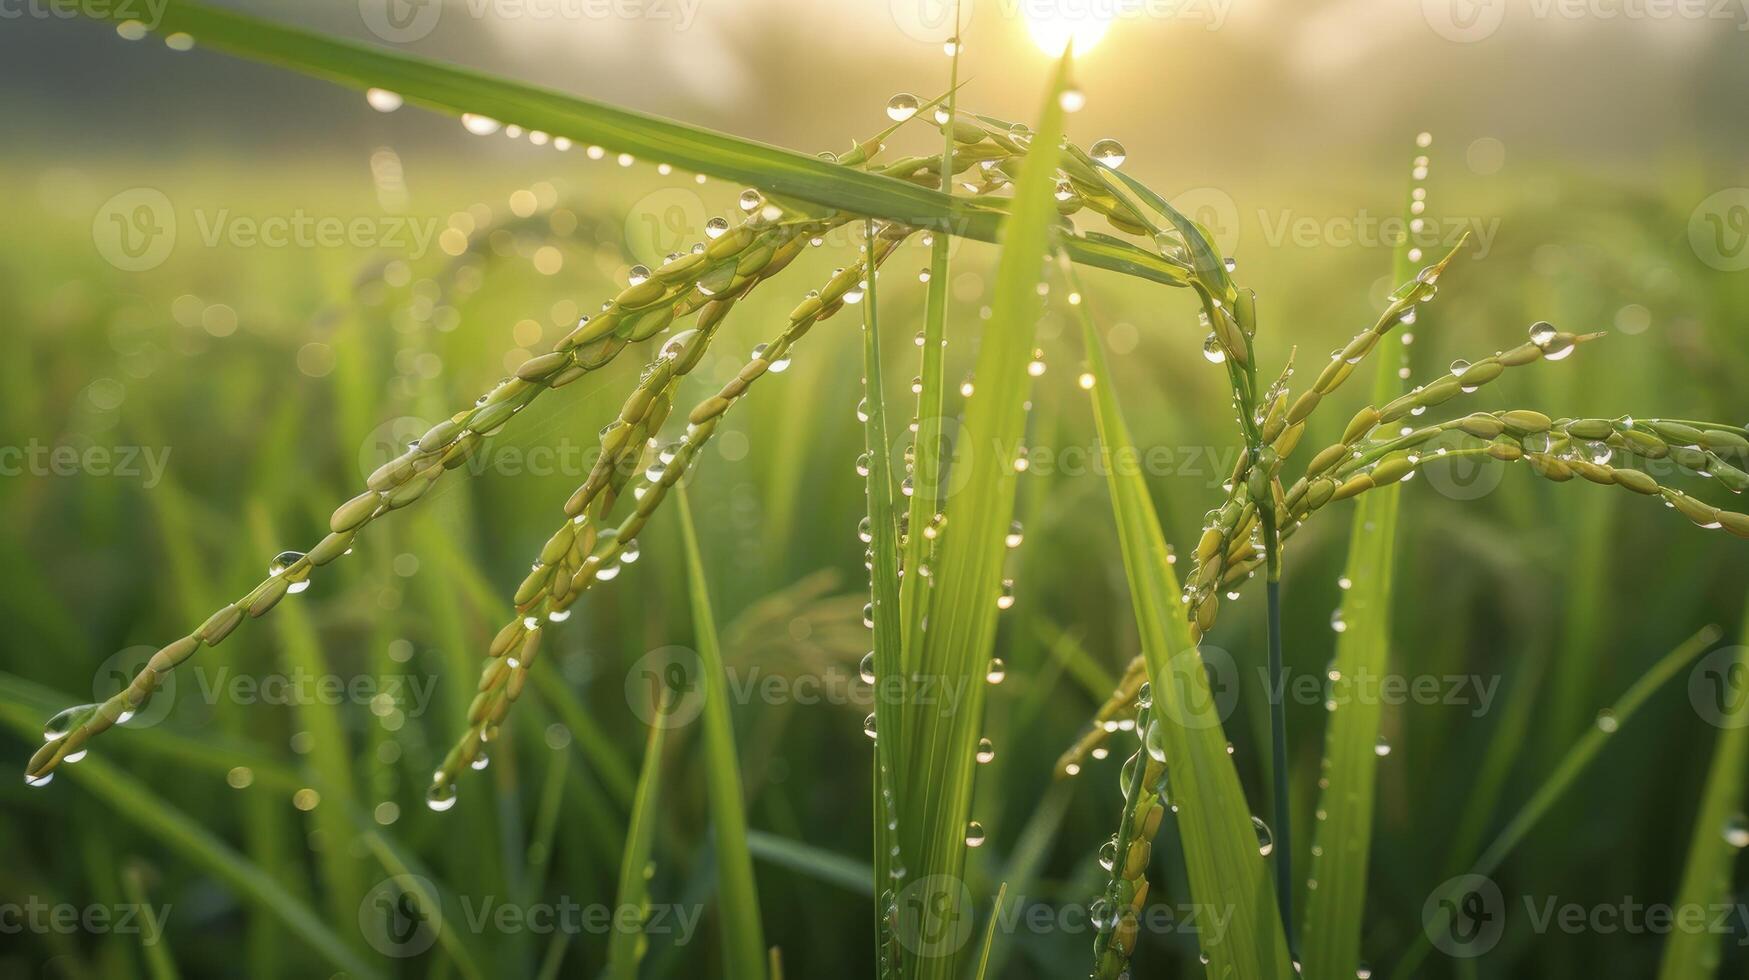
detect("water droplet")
[1253,815,1275,856]
[44,704,97,742]
[1449,358,1472,377]
[704,216,730,239]
[1090,138,1126,168]
[1724,813,1749,849]
[26,772,54,788]
[1005,521,1024,549]
[860,652,877,685]
[1203,333,1227,364]
[268,551,312,594]
[965,821,986,847]
[959,374,976,398]
[985,657,1007,684]
[1027,349,1047,377]
[1529,321,1558,346]
[995,580,1016,611]
[627,265,651,286]
[862,603,876,629]
[1374,736,1391,757]
[856,398,870,423]
[858,516,873,544]
[738,189,763,212]
[1595,708,1619,733]
[1330,609,1348,633]
[1338,575,1353,591]
[461,113,501,136]
[470,751,491,771]
[426,783,458,811]
[885,92,920,122]
[976,737,995,764]
[863,713,878,739]
[366,88,403,113]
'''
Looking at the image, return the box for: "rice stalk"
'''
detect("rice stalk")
[429,226,915,801]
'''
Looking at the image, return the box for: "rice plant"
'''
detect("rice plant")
[12,3,1749,979]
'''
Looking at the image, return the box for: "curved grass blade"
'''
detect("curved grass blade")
[1658,614,1749,979]
[606,707,672,980]
[904,48,1074,980]
[745,831,875,897]
[1395,623,1723,978]
[75,1,1180,286]
[676,488,768,980]
[1066,263,1292,977]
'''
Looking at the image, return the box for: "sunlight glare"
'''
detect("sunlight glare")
[1024,4,1113,56]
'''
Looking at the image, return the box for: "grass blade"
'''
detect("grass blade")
[905,48,1073,980]
[74,1,1179,286]
[746,831,875,897]
[120,861,178,980]
[1658,614,1749,979]
[900,2,963,675]
[856,215,908,961]
[1067,264,1292,977]
[606,706,672,980]
[677,488,768,979]
[1301,150,1422,980]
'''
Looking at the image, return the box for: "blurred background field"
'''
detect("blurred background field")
[3,2,1748,977]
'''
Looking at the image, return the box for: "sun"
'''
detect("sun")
[1024,4,1114,56]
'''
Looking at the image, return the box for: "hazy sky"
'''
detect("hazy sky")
[4,0,1745,187]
